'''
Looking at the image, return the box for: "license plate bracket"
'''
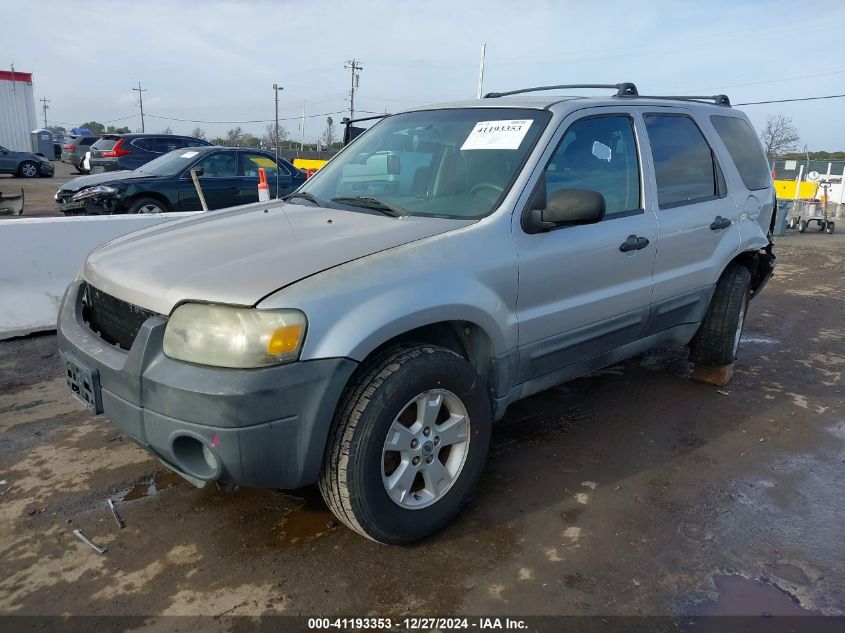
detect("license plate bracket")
[62,353,103,414]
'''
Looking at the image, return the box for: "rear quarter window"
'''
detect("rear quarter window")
[710,115,772,191]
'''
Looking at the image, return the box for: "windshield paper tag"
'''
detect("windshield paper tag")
[461,119,533,150]
[180,151,199,158]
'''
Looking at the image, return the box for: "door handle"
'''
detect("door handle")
[710,216,732,230]
[619,235,650,252]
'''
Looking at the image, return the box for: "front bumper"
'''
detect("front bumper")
[56,281,358,489]
[39,162,55,176]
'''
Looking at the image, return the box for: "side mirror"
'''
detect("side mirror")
[524,182,605,233]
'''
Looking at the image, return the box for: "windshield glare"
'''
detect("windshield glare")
[136,149,204,176]
[301,108,550,219]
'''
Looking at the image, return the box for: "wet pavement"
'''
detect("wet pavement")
[0,235,843,619]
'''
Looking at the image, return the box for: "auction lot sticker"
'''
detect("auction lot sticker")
[461,119,533,150]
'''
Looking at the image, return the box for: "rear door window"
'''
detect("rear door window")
[240,153,289,177]
[644,114,720,208]
[710,115,772,191]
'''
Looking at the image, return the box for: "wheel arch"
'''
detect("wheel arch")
[124,191,173,213]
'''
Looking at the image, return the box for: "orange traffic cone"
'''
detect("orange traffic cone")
[258,167,270,202]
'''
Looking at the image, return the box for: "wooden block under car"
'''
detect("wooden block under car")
[691,362,735,387]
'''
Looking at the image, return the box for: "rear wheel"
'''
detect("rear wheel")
[18,161,39,178]
[818,221,827,232]
[690,264,751,366]
[826,221,835,234]
[319,345,491,544]
[127,197,167,214]
[798,219,807,233]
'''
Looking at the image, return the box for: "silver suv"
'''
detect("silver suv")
[58,83,776,543]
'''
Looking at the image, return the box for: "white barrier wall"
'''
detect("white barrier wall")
[0,213,200,340]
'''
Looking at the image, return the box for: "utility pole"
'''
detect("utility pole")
[344,59,363,122]
[476,43,487,98]
[272,83,283,150]
[132,82,147,132]
[40,97,50,128]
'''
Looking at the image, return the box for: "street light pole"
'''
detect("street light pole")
[273,83,283,197]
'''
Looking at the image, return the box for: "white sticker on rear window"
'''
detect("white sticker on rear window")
[461,119,533,150]
[180,151,199,158]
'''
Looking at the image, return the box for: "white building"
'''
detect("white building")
[0,69,38,152]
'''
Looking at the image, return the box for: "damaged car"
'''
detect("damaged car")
[55,146,305,215]
[58,83,777,544]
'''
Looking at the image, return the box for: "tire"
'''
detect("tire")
[798,219,807,233]
[818,221,827,232]
[826,221,835,234]
[319,344,491,544]
[74,165,86,174]
[126,197,167,214]
[18,161,39,178]
[689,264,751,366]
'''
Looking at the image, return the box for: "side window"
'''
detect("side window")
[544,115,641,217]
[194,151,237,178]
[186,138,209,148]
[132,138,155,152]
[80,137,97,146]
[644,114,720,208]
[240,153,289,177]
[710,115,772,191]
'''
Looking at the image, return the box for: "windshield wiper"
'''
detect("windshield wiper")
[285,191,322,206]
[330,196,408,217]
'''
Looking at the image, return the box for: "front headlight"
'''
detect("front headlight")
[71,185,118,201]
[163,304,307,368]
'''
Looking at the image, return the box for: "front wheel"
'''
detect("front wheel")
[825,221,835,234]
[798,219,807,233]
[319,345,491,544]
[18,161,39,178]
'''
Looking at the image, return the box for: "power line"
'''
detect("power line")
[736,94,845,106]
[144,110,348,124]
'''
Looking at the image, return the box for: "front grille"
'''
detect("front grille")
[82,282,157,350]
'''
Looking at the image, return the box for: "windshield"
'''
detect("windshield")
[136,148,206,176]
[300,108,550,219]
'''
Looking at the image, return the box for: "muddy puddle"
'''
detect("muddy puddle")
[276,491,338,544]
[693,574,817,616]
[118,470,186,501]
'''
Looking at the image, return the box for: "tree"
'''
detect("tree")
[190,126,207,141]
[80,121,106,135]
[47,125,66,139]
[223,126,246,147]
[320,116,336,148]
[241,133,261,148]
[760,114,800,160]
[158,126,173,135]
[261,122,288,148]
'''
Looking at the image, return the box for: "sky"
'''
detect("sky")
[5,0,845,149]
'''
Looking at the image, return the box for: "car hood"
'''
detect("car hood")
[83,200,474,315]
[59,170,156,193]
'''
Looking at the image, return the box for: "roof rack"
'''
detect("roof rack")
[620,94,731,106]
[484,83,638,99]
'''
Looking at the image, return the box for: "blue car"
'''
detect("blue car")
[56,146,306,214]
[89,133,211,173]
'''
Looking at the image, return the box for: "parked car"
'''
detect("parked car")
[58,83,776,544]
[0,144,55,178]
[61,135,99,173]
[88,133,211,173]
[55,146,304,214]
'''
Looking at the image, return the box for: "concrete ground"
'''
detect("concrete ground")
[0,236,843,619]
[0,159,76,218]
